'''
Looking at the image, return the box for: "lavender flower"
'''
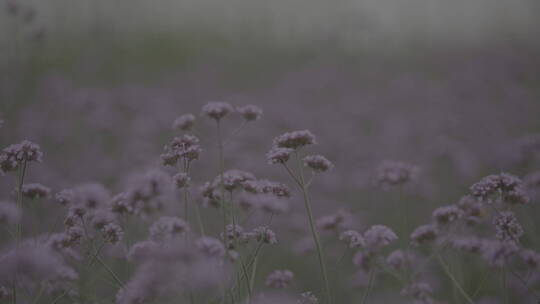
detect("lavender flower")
[237,105,263,121]
[55,189,75,206]
[273,130,317,149]
[0,140,43,174]
[265,270,294,288]
[172,113,195,131]
[202,101,234,120]
[317,209,351,231]
[303,155,333,173]
[386,250,410,271]
[21,183,51,199]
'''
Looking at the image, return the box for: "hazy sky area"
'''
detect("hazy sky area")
[2,0,539,49]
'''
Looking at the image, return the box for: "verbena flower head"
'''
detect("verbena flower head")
[102,223,123,244]
[0,140,42,174]
[265,270,294,288]
[250,226,278,244]
[172,113,195,131]
[470,173,529,205]
[303,155,333,173]
[410,224,438,246]
[237,105,262,121]
[202,101,234,120]
[273,130,317,149]
[173,172,191,189]
[266,147,294,164]
[339,230,365,249]
[161,134,202,165]
[364,225,398,251]
[21,183,51,199]
[432,205,463,225]
[213,169,256,192]
[493,211,523,242]
[376,160,418,188]
[456,195,484,225]
[149,216,190,241]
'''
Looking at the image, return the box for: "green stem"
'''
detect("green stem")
[502,266,508,304]
[294,152,332,304]
[436,253,475,304]
[360,268,375,304]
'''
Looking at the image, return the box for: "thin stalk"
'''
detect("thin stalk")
[502,266,508,304]
[360,268,375,304]
[16,160,28,242]
[216,120,228,249]
[436,253,475,304]
[96,255,124,288]
[294,152,332,304]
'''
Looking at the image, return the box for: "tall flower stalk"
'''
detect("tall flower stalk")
[267,130,332,304]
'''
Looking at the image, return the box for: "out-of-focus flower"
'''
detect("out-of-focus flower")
[266,147,294,164]
[202,102,234,120]
[273,130,317,149]
[0,140,43,174]
[376,160,418,188]
[298,291,318,304]
[400,281,435,304]
[317,209,351,231]
[386,250,411,271]
[410,224,438,246]
[520,249,540,268]
[303,155,333,173]
[481,239,519,267]
[339,230,366,249]
[432,205,463,225]
[237,105,262,121]
[0,201,21,224]
[364,225,398,251]
[250,226,278,244]
[149,216,190,241]
[172,113,195,131]
[265,270,294,288]
[55,189,75,206]
[173,172,191,189]
[196,236,226,258]
[21,183,51,199]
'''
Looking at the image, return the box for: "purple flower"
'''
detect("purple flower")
[273,130,317,149]
[202,102,234,120]
[265,270,294,288]
[237,105,263,121]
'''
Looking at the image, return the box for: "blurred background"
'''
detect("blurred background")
[2,0,540,302]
